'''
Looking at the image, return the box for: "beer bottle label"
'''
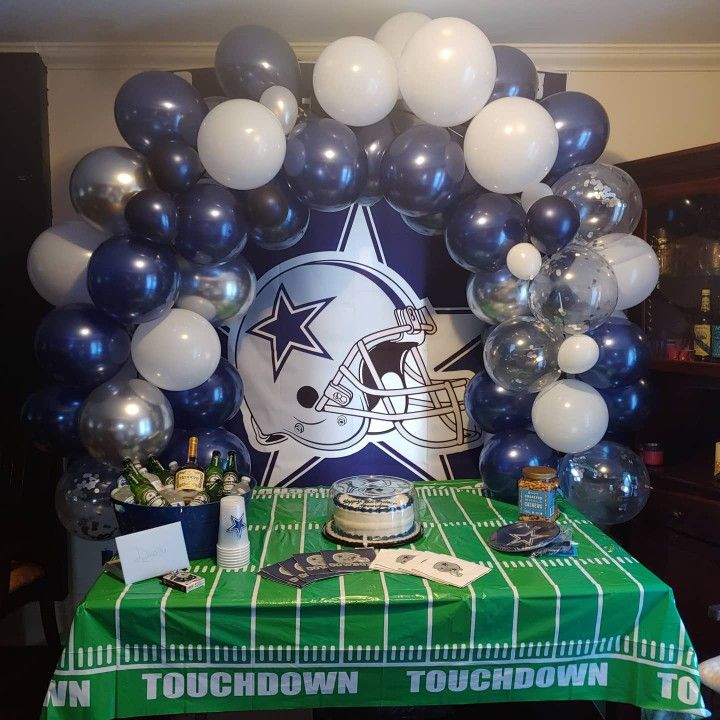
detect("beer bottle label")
[175,468,205,491]
[141,488,168,507]
[694,323,711,358]
[223,470,239,492]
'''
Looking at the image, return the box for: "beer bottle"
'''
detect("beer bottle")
[222,450,239,494]
[711,293,720,362]
[121,459,170,507]
[693,288,712,362]
[188,491,211,506]
[204,450,223,500]
[147,456,174,487]
[174,436,205,492]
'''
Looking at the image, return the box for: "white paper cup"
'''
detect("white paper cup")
[216,543,250,568]
[217,495,249,550]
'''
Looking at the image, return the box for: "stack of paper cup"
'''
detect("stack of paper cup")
[216,495,250,568]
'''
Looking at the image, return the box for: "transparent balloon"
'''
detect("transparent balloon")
[529,243,618,335]
[55,455,120,541]
[558,440,651,525]
[467,267,529,325]
[552,163,643,242]
[483,316,562,393]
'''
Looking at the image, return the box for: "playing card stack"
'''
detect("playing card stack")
[370,549,491,588]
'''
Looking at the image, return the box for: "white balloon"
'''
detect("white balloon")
[595,233,660,310]
[557,335,600,374]
[197,99,286,190]
[27,220,108,306]
[398,17,496,127]
[531,379,608,454]
[374,12,431,99]
[520,183,553,213]
[464,97,559,194]
[313,36,398,127]
[131,309,220,391]
[506,243,542,281]
[259,86,298,134]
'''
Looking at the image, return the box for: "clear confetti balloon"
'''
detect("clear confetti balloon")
[558,440,651,525]
[483,316,562,393]
[466,267,529,325]
[552,162,643,242]
[54,455,119,541]
[529,243,618,335]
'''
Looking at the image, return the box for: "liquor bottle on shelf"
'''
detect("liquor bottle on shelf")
[222,450,239,494]
[654,228,672,277]
[712,294,720,363]
[204,450,224,501]
[174,436,205,493]
[121,458,170,507]
[147,456,175,487]
[693,288,712,362]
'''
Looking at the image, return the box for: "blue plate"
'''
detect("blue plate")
[488,520,560,553]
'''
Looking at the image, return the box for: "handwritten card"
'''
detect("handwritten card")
[114,522,189,585]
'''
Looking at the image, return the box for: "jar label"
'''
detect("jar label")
[519,487,555,518]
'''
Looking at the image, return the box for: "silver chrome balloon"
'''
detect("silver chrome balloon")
[69,146,155,234]
[260,86,299,134]
[175,255,257,326]
[79,378,174,468]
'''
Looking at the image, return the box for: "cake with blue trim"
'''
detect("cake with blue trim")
[323,475,422,547]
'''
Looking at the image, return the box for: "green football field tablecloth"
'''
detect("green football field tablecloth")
[43,481,707,718]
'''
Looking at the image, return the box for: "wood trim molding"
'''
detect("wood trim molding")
[0,41,719,72]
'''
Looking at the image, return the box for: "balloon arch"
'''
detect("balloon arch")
[24,14,655,540]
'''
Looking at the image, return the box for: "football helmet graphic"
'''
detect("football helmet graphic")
[232,256,478,454]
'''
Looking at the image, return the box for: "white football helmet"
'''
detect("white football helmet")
[233,257,477,453]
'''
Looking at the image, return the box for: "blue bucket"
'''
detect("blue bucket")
[111,479,256,560]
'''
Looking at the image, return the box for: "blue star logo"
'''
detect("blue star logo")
[247,284,334,381]
[226,514,246,539]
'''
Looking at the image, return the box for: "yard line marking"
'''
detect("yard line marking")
[114,585,132,669]
[379,571,390,664]
[159,587,172,664]
[338,544,347,664]
[205,568,224,653]
[410,541,433,655]
[295,491,308,666]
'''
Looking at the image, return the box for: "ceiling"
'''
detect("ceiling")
[1,0,719,44]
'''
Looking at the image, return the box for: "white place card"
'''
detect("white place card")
[114,522,189,585]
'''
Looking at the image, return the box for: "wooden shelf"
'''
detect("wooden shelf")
[649,359,720,378]
[647,455,720,500]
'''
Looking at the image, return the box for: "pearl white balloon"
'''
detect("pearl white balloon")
[260,86,298,134]
[531,378,608,454]
[520,183,553,213]
[558,335,600,374]
[398,17,496,127]
[464,97,559,194]
[131,309,220,391]
[594,233,660,310]
[506,242,542,281]
[197,99,286,190]
[27,220,108,306]
[374,12,431,99]
[313,36,398,127]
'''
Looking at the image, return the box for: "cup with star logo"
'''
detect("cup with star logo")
[216,494,250,568]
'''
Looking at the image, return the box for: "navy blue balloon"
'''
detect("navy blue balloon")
[124,190,177,245]
[34,304,131,388]
[527,195,580,254]
[489,46,538,102]
[353,116,396,206]
[114,71,208,154]
[479,430,558,502]
[465,372,535,434]
[147,140,204,194]
[446,193,528,272]
[381,125,465,218]
[87,234,180,324]
[401,211,446,236]
[160,426,251,474]
[600,378,652,434]
[244,174,309,250]
[21,385,87,453]
[284,118,368,212]
[163,358,243,428]
[174,184,248,264]
[541,91,610,180]
[578,317,651,389]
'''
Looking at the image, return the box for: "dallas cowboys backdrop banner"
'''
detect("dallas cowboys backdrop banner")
[190,65,567,488]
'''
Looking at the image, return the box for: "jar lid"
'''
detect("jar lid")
[643,442,660,450]
[522,466,557,481]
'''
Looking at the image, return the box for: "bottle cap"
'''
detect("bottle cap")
[521,466,557,481]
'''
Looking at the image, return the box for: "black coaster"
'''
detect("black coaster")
[488,520,560,553]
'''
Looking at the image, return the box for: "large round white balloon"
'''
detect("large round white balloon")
[27,220,108,306]
[398,17,496,127]
[531,379,608,454]
[313,36,398,127]
[131,309,221,391]
[506,243,542,281]
[464,97,559,194]
[197,99,286,190]
[520,183,553,213]
[557,335,600,374]
[595,233,660,310]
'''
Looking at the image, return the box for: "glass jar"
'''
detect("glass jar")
[518,466,559,521]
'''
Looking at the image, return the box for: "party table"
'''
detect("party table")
[42,481,706,719]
